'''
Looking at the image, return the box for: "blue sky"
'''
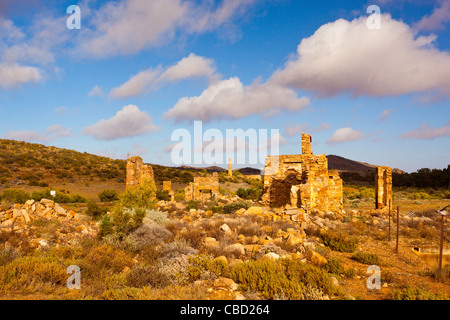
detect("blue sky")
[0,0,449,173]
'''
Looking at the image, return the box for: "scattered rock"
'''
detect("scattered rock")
[214,277,238,291]
[307,250,328,267]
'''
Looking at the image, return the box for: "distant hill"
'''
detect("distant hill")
[327,155,376,174]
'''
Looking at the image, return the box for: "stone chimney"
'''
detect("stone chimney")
[302,132,312,155]
[228,158,232,177]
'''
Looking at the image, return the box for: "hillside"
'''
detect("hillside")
[0,139,409,195]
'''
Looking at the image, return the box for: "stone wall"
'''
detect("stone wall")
[126,156,154,190]
[262,132,343,213]
[375,166,392,210]
[163,181,175,201]
[185,172,220,201]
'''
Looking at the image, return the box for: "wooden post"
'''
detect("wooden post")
[438,214,445,277]
[396,206,400,253]
[388,199,391,241]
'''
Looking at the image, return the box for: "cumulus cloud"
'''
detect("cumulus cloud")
[271,14,450,98]
[399,123,450,140]
[327,127,364,145]
[164,77,310,122]
[83,105,159,141]
[2,124,72,143]
[79,0,257,58]
[415,0,450,31]
[0,63,42,88]
[110,54,218,99]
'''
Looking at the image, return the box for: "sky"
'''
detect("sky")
[0,0,449,173]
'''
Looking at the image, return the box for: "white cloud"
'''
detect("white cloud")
[0,63,42,88]
[79,0,257,58]
[110,68,161,99]
[110,54,218,99]
[88,85,105,97]
[159,53,219,83]
[399,123,450,140]
[2,124,72,143]
[164,77,310,122]
[271,14,450,98]
[83,105,159,141]
[327,127,364,145]
[415,1,450,31]
[379,108,395,122]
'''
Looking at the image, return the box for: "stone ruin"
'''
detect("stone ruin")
[375,166,392,210]
[261,133,343,213]
[126,156,154,190]
[163,181,175,201]
[185,172,220,201]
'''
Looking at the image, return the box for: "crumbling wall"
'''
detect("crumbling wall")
[262,132,343,213]
[185,172,220,201]
[163,181,175,201]
[126,156,154,190]
[375,166,392,210]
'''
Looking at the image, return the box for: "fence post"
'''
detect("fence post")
[388,199,391,241]
[438,214,445,277]
[396,206,400,253]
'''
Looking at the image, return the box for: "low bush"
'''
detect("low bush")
[85,200,108,220]
[156,190,171,202]
[319,230,358,253]
[98,206,146,240]
[99,189,119,202]
[1,188,29,204]
[351,252,381,265]
[126,223,172,250]
[126,266,170,288]
[392,285,448,300]
[223,201,250,214]
[230,258,342,300]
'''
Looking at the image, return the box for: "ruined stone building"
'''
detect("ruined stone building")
[185,172,220,201]
[126,156,154,190]
[375,166,392,210]
[228,158,233,177]
[261,133,343,213]
[163,181,175,201]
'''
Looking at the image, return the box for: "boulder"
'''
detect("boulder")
[224,243,245,256]
[245,207,263,215]
[214,277,238,291]
[307,250,328,267]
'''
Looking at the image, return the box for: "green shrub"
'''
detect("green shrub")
[223,201,250,214]
[99,206,146,240]
[392,285,448,300]
[351,252,380,265]
[324,258,345,275]
[99,189,119,202]
[156,190,171,202]
[119,176,156,210]
[86,199,108,219]
[1,188,30,204]
[236,187,261,201]
[187,200,200,210]
[230,258,342,300]
[319,230,357,253]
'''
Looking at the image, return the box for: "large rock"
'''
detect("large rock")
[307,250,328,267]
[224,243,245,256]
[245,207,263,215]
[214,277,238,291]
